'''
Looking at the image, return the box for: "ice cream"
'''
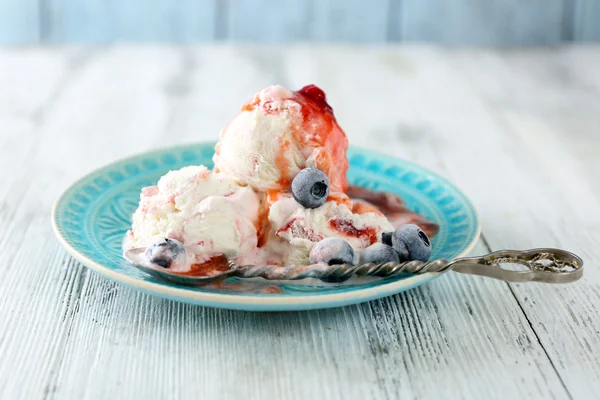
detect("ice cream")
[266,194,393,266]
[125,165,261,271]
[125,84,438,275]
[213,85,349,194]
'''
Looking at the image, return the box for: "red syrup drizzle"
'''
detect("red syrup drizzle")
[179,255,230,277]
[329,219,378,245]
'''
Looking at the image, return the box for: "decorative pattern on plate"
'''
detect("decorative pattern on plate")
[52,143,479,311]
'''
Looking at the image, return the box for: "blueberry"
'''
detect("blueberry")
[145,238,185,269]
[381,231,393,246]
[291,167,330,209]
[383,231,408,260]
[392,224,432,262]
[359,243,400,264]
[392,239,409,261]
[310,237,356,282]
[310,237,356,265]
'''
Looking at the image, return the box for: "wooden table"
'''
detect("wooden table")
[1,45,598,400]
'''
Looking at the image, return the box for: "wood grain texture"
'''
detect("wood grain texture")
[0,45,599,399]
[364,46,600,397]
[35,243,568,400]
[444,47,600,397]
[395,0,565,45]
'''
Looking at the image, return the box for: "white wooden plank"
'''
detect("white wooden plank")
[163,45,291,143]
[0,48,71,118]
[0,48,87,400]
[365,46,600,397]
[395,0,565,45]
[0,47,77,262]
[0,46,182,399]
[30,243,568,400]
[0,48,83,216]
[443,47,600,397]
[0,0,40,44]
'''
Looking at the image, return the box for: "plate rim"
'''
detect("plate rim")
[51,143,481,310]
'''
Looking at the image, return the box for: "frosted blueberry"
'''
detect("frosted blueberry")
[310,237,356,282]
[392,224,432,262]
[381,231,393,246]
[392,239,409,261]
[309,237,356,266]
[291,167,330,209]
[359,243,400,264]
[145,238,185,269]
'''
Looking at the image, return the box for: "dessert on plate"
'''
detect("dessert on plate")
[124,85,438,278]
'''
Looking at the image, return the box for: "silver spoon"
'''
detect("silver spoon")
[124,247,583,286]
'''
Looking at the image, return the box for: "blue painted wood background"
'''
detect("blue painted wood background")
[1,0,599,45]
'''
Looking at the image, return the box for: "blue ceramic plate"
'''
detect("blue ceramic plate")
[52,143,480,311]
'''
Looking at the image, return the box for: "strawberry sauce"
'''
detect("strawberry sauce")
[293,85,349,194]
[297,84,333,114]
[180,255,230,276]
[276,217,324,242]
[329,219,378,245]
[255,190,281,248]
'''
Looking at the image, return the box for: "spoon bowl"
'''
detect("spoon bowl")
[124,248,238,286]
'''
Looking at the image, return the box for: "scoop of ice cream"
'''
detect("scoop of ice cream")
[125,165,260,270]
[266,195,394,266]
[181,190,259,263]
[213,85,349,194]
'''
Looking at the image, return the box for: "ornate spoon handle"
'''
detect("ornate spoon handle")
[231,248,583,284]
